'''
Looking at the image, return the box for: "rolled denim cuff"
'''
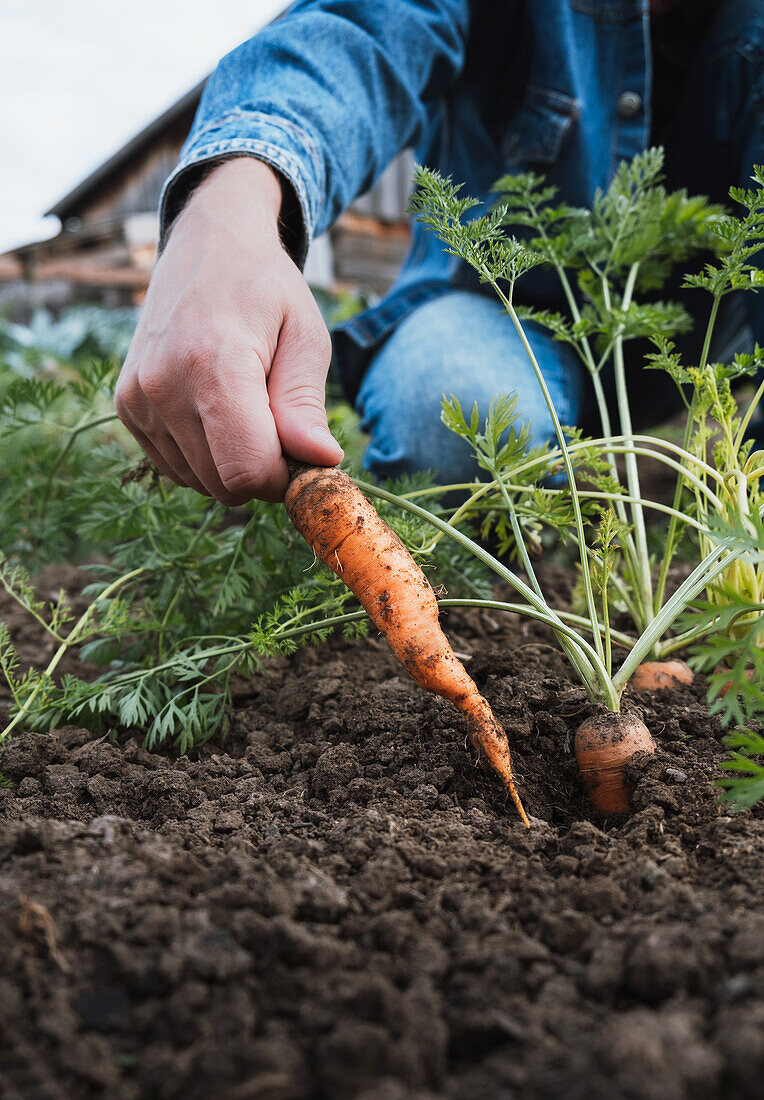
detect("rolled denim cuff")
[158,110,324,268]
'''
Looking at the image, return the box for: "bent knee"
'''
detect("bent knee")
[356,291,580,482]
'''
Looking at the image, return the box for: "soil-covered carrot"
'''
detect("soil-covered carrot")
[285,463,530,827]
[574,713,656,814]
[629,660,694,693]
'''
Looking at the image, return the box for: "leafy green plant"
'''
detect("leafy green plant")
[679,511,764,810]
[0,359,125,562]
[719,729,764,811]
[642,177,764,808]
[0,357,488,751]
[0,305,138,376]
[397,152,764,727]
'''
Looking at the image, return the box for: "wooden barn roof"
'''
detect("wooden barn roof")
[46,5,294,223]
[45,80,206,221]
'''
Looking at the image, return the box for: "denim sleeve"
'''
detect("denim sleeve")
[159,0,470,264]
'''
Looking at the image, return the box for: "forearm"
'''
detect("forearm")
[160,0,470,261]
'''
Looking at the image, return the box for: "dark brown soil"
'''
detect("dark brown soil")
[1,577,763,1100]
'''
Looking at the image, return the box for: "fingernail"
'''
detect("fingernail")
[310,425,343,455]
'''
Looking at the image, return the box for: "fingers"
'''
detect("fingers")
[183,349,290,503]
[118,364,279,505]
[115,376,210,496]
[115,251,340,504]
[269,308,344,468]
[131,425,211,497]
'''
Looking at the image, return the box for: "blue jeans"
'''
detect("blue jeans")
[356,290,588,484]
[355,288,764,483]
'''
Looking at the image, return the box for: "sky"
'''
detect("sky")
[0,0,287,252]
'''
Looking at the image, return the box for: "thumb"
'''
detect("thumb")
[268,309,344,467]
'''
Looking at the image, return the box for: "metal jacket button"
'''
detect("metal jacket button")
[617,91,643,119]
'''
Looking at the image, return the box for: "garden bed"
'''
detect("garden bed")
[1,570,763,1100]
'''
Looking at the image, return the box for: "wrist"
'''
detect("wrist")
[175,157,284,239]
[199,157,282,214]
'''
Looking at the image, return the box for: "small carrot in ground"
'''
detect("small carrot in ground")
[629,660,694,693]
[574,713,656,814]
[632,660,695,693]
[285,463,530,827]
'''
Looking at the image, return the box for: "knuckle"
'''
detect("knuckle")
[303,321,332,366]
[177,335,218,374]
[243,297,282,342]
[114,378,139,422]
[139,338,225,405]
[113,391,131,423]
[217,459,280,502]
[136,365,171,405]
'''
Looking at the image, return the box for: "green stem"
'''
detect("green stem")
[38,411,120,531]
[272,595,356,634]
[492,283,606,667]
[157,506,221,641]
[613,541,741,693]
[699,295,722,379]
[609,570,644,628]
[181,600,637,655]
[508,221,637,585]
[0,573,66,645]
[403,482,482,499]
[71,607,373,703]
[212,513,258,614]
[1,566,146,741]
[502,483,711,534]
[655,619,722,657]
[144,498,163,559]
[501,443,723,510]
[602,570,612,678]
[438,599,630,665]
[735,378,764,451]
[271,595,612,703]
[419,482,493,554]
[490,465,609,683]
[655,293,723,613]
[553,263,636,558]
[493,469,544,599]
[0,647,23,710]
[488,433,723,492]
[605,264,654,632]
[623,436,722,482]
[599,448,722,506]
[356,478,614,703]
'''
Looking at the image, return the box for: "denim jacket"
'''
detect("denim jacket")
[160,0,763,408]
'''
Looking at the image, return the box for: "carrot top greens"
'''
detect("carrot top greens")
[0,350,487,753]
[406,149,764,806]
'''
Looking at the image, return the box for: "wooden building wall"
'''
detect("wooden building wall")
[68,114,196,228]
[3,102,414,310]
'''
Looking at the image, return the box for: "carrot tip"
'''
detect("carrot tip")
[508,784,531,828]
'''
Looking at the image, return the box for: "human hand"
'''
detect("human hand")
[115,158,343,504]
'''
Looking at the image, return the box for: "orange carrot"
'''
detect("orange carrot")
[285,463,530,827]
[629,660,694,693]
[574,713,656,814]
